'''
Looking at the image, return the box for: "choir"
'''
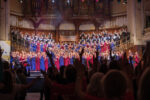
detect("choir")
[10,28,138,71]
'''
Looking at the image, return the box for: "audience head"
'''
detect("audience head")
[65,65,77,83]
[60,65,65,77]
[109,60,120,70]
[138,67,150,100]
[47,67,58,80]
[2,71,13,93]
[102,70,128,99]
[87,72,104,98]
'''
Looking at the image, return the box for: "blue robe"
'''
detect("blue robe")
[26,57,31,72]
[10,56,13,64]
[111,43,115,50]
[82,57,86,65]
[33,44,37,52]
[51,52,55,59]
[40,44,44,52]
[59,56,64,67]
[98,56,101,62]
[97,45,101,51]
[129,56,134,65]
[31,57,36,71]
[116,55,120,61]
[40,56,45,71]
[48,57,52,67]
[30,43,33,52]
[70,57,74,65]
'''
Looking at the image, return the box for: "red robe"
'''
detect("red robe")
[44,57,49,71]
[36,42,40,52]
[86,56,90,69]
[36,57,40,71]
[43,44,47,52]
[134,55,139,68]
[55,58,60,71]
[64,57,69,67]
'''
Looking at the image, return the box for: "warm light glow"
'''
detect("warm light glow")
[52,0,55,3]
[67,0,70,3]
[81,0,85,2]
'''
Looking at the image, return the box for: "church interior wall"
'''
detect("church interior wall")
[79,24,95,31]
[10,0,23,15]
[110,0,127,16]
[10,15,34,29]
[38,23,56,30]
[59,23,75,30]
[100,15,127,29]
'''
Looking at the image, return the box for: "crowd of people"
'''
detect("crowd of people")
[0,41,150,100]
[10,28,132,72]
[11,29,54,51]
[10,48,140,72]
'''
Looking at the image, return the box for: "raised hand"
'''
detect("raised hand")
[79,48,84,57]
[46,50,52,58]
[96,48,99,57]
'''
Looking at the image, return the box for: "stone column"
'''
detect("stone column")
[127,0,145,45]
[0,0,10,41]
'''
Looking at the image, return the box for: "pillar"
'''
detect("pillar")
[127,0,145,45]
[0,0,10,40]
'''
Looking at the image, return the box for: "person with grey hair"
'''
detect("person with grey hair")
[87,72,104,98]
[102,70,134,100]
